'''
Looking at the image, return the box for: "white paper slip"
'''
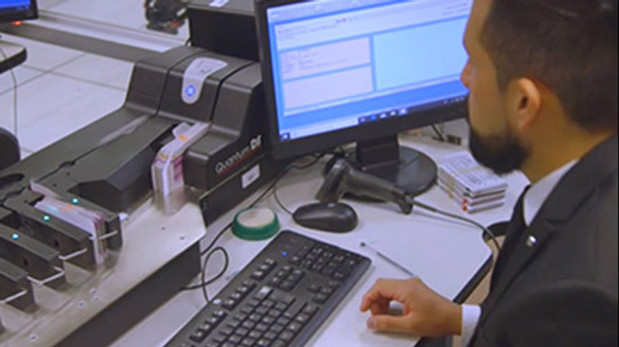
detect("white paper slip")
[439,152,507,195]
[437,174,506,200]
[461,198,505,214]
[437,178,505,206]
[34,196,108,264]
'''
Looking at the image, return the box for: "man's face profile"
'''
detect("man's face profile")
[461,0,529,175]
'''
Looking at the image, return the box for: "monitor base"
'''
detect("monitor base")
[367,145,438,197]
[327,135,437,199]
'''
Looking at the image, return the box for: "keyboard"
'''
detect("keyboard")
[166,230,371,347]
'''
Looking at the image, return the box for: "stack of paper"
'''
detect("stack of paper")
[33,195,108,264]
[151,121,209,214]
[437,152,507,213]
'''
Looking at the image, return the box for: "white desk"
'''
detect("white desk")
[112,136,529,347]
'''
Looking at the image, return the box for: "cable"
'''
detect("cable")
[0,40,20,138]
[201,246,228,303]
[273,182,294,215]
[431,125,446,142]
[274,153,326,215]
[408,197,502,252]
[181,246,229,303]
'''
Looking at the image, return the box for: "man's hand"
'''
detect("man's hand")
[360,277,462,337]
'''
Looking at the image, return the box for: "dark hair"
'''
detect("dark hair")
[481,0,618,132]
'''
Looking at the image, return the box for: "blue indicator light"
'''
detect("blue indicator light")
[43,215,51,222]
[72,198,79,204]
[281,251,287,257]
[11,233,19,240]
[185,85,196,97]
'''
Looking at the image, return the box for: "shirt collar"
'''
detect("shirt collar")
[523,160,578,226]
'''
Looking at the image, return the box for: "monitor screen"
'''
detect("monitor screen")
[256,0,471,195]
[0,0,38,23]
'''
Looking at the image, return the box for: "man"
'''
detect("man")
[360,0,618,345]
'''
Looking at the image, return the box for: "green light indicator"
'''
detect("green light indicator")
[11,233,19,240]
[72,198,79,204]
[43,215,51,222]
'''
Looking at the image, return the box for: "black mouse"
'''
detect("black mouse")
[292,202,358,233]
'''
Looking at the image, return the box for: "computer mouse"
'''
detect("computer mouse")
[292,202,358,233]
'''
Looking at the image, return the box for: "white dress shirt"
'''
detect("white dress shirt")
[460,160,578,346]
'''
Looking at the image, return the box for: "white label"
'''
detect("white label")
[209,0,229,8]
[182,57,228,104]
[242,165,260,189]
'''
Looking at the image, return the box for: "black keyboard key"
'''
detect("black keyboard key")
[263,331,277,340]
[307,283,320,293]
[248,330,262,339]
[262,316,275,325]
[287,322,303,333]
[251,270,267,280]
[197,323,213,334]
[219,327,233,337]
[302,304,319,316]
[255,322,270,332]
[279,330,295,342]
[222,299,237,310]
[256,338,271,347]
[241,320,256,330]
[228,335,242,344]
[212,334,227,343]
[283,300,304,319]
[269,324,285,334]
[254,286,273,300]
[241,337,255,346]
[313,293,329,304]
[226,319,241,329]
[294,313,310,325]
[189,330,207,343]
[212,310,227,319]
[255,306,269,315]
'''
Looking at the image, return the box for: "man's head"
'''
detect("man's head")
[461,0,618,177]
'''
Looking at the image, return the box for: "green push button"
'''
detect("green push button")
[232,207,279,240]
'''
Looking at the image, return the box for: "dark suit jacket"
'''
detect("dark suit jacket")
[470,135,618,346]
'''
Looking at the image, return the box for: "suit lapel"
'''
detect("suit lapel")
[481,135,618,321]
[484,216,557,313]
[489,190,527,290]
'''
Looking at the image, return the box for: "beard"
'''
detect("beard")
[468,126,528,175]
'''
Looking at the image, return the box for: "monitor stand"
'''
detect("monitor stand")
[0,36,27,74]
[331,134,437,198]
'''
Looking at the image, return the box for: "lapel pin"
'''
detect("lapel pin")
[526,235,538,248]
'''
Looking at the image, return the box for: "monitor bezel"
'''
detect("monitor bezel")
[255,0,468,160]
[0,0,38,23]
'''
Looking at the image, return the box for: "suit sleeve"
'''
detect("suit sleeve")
[476,279,617,346]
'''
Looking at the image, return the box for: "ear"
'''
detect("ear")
[510,78,542,131]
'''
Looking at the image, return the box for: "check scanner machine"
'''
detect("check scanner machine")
[0,41,287,345]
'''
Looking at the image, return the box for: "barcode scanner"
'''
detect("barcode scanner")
[316,158,413,214]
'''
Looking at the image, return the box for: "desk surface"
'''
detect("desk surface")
[112,136,529,347]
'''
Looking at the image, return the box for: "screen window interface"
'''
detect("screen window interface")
[1,0,31,11]
[265,0,471,142]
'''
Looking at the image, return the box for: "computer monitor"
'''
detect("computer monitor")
[0,0,38,23]
[255,0,470,196]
